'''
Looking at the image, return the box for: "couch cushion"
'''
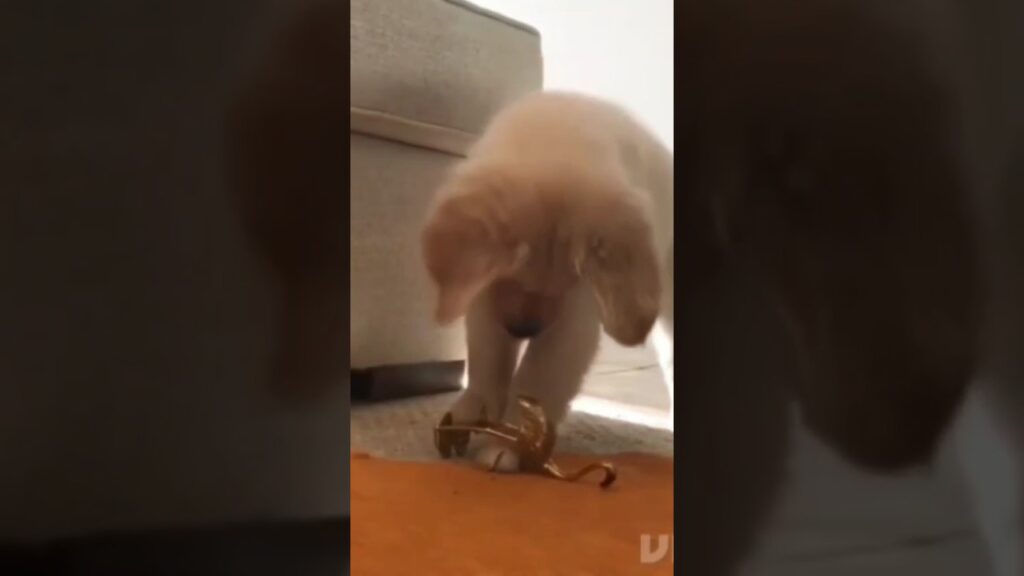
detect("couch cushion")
[351,0,542,153]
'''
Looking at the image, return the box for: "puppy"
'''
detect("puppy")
[421,91,674,469]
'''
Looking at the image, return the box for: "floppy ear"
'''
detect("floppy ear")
[577,195,662,346]
[421,194,524,324]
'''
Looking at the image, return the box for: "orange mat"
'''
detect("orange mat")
[351,452,674,575]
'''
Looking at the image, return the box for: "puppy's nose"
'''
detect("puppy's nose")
[505,322,544,339]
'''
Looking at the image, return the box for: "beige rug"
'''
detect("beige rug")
[351,391,673,461]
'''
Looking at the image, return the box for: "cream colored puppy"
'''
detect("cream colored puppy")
[421,91,674,469]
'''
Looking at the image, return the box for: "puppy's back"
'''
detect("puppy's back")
[469,91,674,253]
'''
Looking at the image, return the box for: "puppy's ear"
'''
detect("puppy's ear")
[421,193,524,324]
[577,194,662,346]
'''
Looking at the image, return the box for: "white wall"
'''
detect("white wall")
[474,0,674,150]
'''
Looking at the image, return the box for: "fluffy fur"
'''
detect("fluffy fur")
[421,92,674,468]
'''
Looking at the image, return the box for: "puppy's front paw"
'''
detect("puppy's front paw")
[475,438,520,473]
[448,389,494,424]
[446,390,520,470]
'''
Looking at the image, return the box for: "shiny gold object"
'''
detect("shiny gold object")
[434,395,618,488]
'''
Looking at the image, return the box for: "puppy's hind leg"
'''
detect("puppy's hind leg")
[653,243,675,420]
[652,319,674,423]
[478,285,603,472]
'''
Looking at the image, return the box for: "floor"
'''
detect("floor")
[352,334,993,573]
[576,336,992,574]
[579,335,671,414]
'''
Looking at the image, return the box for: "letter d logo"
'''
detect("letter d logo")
[640,534,670,564]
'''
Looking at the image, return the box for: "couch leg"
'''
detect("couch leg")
[352,361,465,403]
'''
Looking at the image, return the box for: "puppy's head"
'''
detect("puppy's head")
[421,162,660,344]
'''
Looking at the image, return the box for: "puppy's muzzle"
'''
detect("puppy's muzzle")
[505,322,544,340]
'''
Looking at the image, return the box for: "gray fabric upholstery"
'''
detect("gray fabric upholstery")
[350,0,542,369]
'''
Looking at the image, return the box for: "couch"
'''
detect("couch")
[349,0,542,383]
